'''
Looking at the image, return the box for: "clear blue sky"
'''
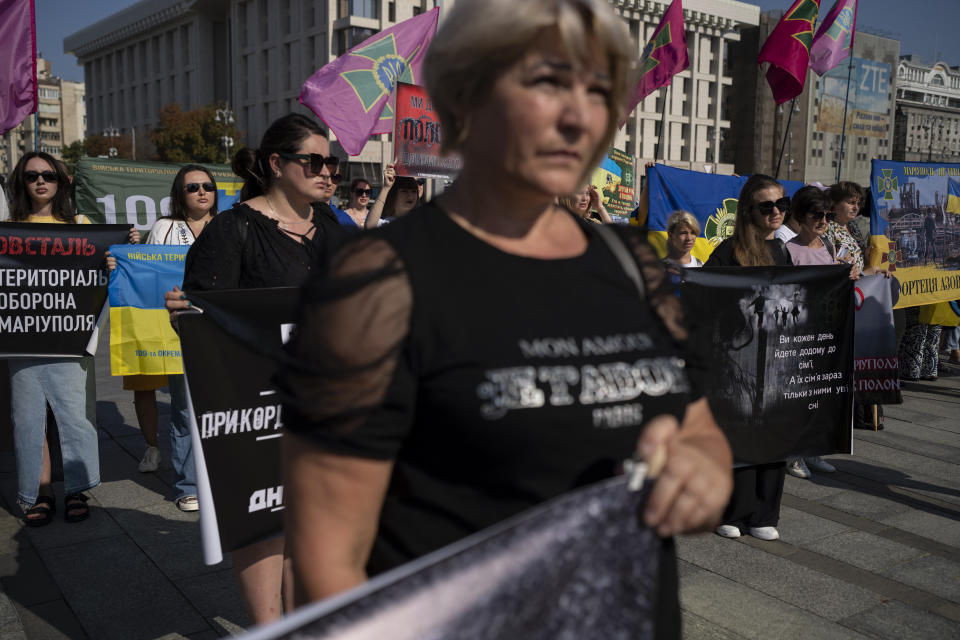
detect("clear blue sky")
[38,0,960,83]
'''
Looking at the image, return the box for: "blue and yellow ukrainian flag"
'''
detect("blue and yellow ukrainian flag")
[645,165,805,262]
[947,177,960,214]
[108,244,189,376]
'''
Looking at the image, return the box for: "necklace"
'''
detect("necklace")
[265,195,312,229]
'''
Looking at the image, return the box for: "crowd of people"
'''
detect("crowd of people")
[2,0,957,636]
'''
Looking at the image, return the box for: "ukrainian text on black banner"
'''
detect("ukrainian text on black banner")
[681,266,855,464]
[0,223,132,357]
[178,287,299,562]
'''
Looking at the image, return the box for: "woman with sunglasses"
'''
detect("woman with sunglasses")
[705,174,792,542]
[364,162,422,228]
[5,151,137,527]
[163,113,348,624]
[342,178,373,228]
[124,165,220,512]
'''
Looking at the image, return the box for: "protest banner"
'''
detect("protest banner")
[74,157,242,231]
[590,148,636,218]
[0,223,131,357]
[241,476,661,640]
[177,287,299,563]
[816,57,890,138]
[853,274,901,405]
[868,159,960,308]
[644,165,805,261]
[108,244,189,376]
[680,265,854,464]
[394,82,462,179]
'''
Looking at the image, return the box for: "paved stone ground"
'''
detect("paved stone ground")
[1,336,958,639]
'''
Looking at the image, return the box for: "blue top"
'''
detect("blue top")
[331,205,360,229]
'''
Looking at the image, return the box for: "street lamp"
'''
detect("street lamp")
[103,126,120,159]
[215,106,236,163]
[924,115,944,163]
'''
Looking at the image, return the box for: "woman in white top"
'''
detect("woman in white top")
[664,211,703,268]
[364,163,421,228]
[138,165,217,511]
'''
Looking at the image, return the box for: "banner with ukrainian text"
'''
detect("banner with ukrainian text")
[591,149,636,218]
[646,165,805,260]
[0,223,131,357]
[853,274,901,405]
[178,288,300,562]
[394,82,462,179]
[868,159,960,308]
[74,157,242,232]
[108,244,188,376]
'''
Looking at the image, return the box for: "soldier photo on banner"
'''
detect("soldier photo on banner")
[590,149,635,219]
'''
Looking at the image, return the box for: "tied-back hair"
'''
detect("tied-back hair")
[169,164,219,221]
[733,173,783,267]
[424,0,634,185]
[826,181,864,216]
[790,185,829,222]
[383,176,421,219]
[231,113,327,202]
[7,151,76,222]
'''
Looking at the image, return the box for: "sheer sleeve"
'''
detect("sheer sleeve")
[277,235,415,460]
[182,210,245,291]
[619,228,707,401]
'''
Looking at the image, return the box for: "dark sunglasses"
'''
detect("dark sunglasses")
[755,197,791,216]
[279,152,339,175]
[806,210,828,221]
[184,182,216,193]
[354,188,373,197]
[24,170,58,184]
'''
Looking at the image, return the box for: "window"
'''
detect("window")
[181,24,192,64]
[238,1,248,47]
[280,0,291,35]
[388,2,395,21]
[339,0,378,19]
[336,27,377,56]
[259,0,269,41]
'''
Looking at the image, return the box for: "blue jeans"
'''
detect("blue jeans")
[945,326,960,351]
[167,374,196,500]
[10,357,100,508]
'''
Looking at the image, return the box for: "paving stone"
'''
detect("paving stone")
[782,473,850,501]
[19,498,124,552]
[174,568,251,634]
[111,503,227,581]
[0,505,27,556]
[0,587,26,640]
[776,505,854,545]
[681,610,746,640]
[801,530,927,573]
[841,600,960,640]
[817,488,915,522]
[678,561,871,640]
[676,534,881,621]
[12,599,86,640]
[879,554,960,604]
[38,535,208,640]
[882,509,960,547]
[0,549,61,608]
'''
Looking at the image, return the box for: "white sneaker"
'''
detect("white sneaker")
[748,526,780,541]
[138,446,161,472]
[176,496,199,512]
[716,525,742,538]
[786,457,811,479]
[805,456,836,473]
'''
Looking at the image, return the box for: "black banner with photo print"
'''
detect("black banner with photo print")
[0,223,131,357]
[178,287,300,561]
[680,266,855,465]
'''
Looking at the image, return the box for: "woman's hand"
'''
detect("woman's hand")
[849,263,861,280]
[128,228,140,244]
[638,399,733,537]
[862,266,893,279]
[164,286,191,311]
[588,185,614,223]
[105,251,116,271]
[382,160,397,190]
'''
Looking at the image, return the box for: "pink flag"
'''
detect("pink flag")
[758,0,821,104]
[0,0,37,135]
[299,8,439,156]
[624,0,689,117]
[809,0,857,76]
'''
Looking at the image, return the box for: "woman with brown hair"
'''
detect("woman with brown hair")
[705,173,791,541]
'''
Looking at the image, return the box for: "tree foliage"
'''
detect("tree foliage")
[150,102,243,164]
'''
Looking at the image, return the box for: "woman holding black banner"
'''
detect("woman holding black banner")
[5,151,137,526]
[278,1,732,637]
[164,114,348,624]
[704,173,791,541]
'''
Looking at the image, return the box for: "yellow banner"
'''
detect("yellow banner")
[109,307,184,376]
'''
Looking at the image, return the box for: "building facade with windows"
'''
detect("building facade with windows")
[0,58,86,175]
[893,56,960,164]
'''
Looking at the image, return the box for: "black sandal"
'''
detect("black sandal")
[64,493,90,523]
[24,495,55,527]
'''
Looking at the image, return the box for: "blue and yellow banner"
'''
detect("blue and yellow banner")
[643,165,805,262]
[868,160,960,309]
[108,244,189,376]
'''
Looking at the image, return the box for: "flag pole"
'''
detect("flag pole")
[775,98,797,179]
[835,1,858,182]
[654,85,669,162]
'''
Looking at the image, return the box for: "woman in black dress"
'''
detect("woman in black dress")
[705,174,791,541]
[279,1,732,636]
[165,113,348,624]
